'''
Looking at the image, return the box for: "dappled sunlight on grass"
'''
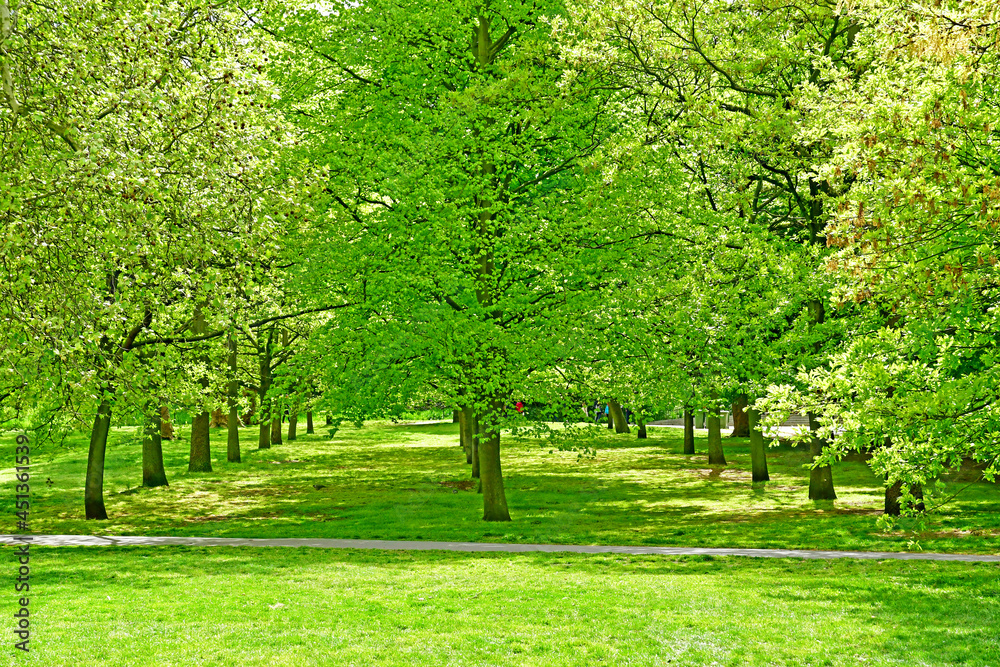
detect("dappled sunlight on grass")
[1,422,998,553]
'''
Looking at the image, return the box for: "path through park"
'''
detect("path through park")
[3,535,998,562]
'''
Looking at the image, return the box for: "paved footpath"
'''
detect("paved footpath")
[1,535,997,562]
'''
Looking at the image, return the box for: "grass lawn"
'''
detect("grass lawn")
[1,421,998,554]
[1,547,997,666]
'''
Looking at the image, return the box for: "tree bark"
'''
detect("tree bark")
[885,480,925,516]
[188,410,212,472]
[258,420,271,449]
[696,410,706,430]
[257,327,275,449]
[730,394,750,437]
[747,407,769,482]
[142,406,169,487]
[453,409,461,423]
[637,419,647,439]
[460,405,474,464]
[707,392,726,465]
[159,405,174,440]
[85,398,112,519]
[287,410,298,441]
[683,407,695,455]
[471,412,481,479]
[807,412,836,500]
[227,333,241,463]
[188,305,212,472]
[479,401,511,521]
[608,399,630,434]
[271,416,282,445]
[306,411,314,434]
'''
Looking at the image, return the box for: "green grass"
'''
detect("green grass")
[1,421,998,554]
[1,547,997,666]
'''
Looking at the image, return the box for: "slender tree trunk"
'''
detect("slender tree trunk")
[306,411,314,434]
[748,407,769,482]
[637,419,647,439]
[258,327,274,449]
[608,399,630,434]
[471,412,481,479]
[885,480,925,516]
[707,391,726,465]
[227,333,241,463]
[271,417,282,445]
[188,306,212,472]
[696,410,706,430]
[325,414,332,426]
[159,405,174,440]
[683,407,695,455]
[142,406,169,487]
[606,406,614,430]
[258,421,271,449]
[287,410,298,441]
[85,398,112,519]
[460,405,474,464]
[453,409,461,423]
[730,394,750,437]
[479,400,511,521]
[807,412,836,500]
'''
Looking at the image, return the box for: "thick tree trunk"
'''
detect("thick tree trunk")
[747,407,769,482]
[807,412,836,500]
[258,421,271,449]
[608,399,630,434]
[159,405,174,440]
[479,401,511,521]
[460,405,474,464]
[885,481,925,516]
[683,407,695,455]
[287,411,298,441]
[188,410,212,472]
[471,413,481,479]
[637,419,647,439]
[707,392,726,465]
[730,394,750,437]
[142,406,169,487]
[306,411,314,434]
[85,399,112,519]
[271,417,282,445]
[227,334,241,463]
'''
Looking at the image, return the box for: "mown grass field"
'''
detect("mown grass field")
[0,422,998,665]
[1,420,998,554]
[1,547,998,666]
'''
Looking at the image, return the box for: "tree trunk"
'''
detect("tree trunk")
[807,412,836,500]
[730,394,750,437]
[159,405,174,440]
[696,410,706,430]
[326,414,332,426]
[479,401,511,521]
[287,411,298,441]
[306,411,314,434]
[142,406,169,487]
[188,410,212,472]
[209,408,228,428]
[747,407,769,482]
[637,419,647,439]
[606,406,614,429]
[258,421,271,449]
[85,398,112,519]
[471,412,481,479]
[453,409,461,423]
[608,399,630,434]
[227,333,241,463]
[683,407,695,455]
[271,417,282,445]
[460,405,474,464]
[707,392,726,465]
[257,327,275,449]
[885,480,925,516]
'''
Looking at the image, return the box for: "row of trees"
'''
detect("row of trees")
[3,0,997,522]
